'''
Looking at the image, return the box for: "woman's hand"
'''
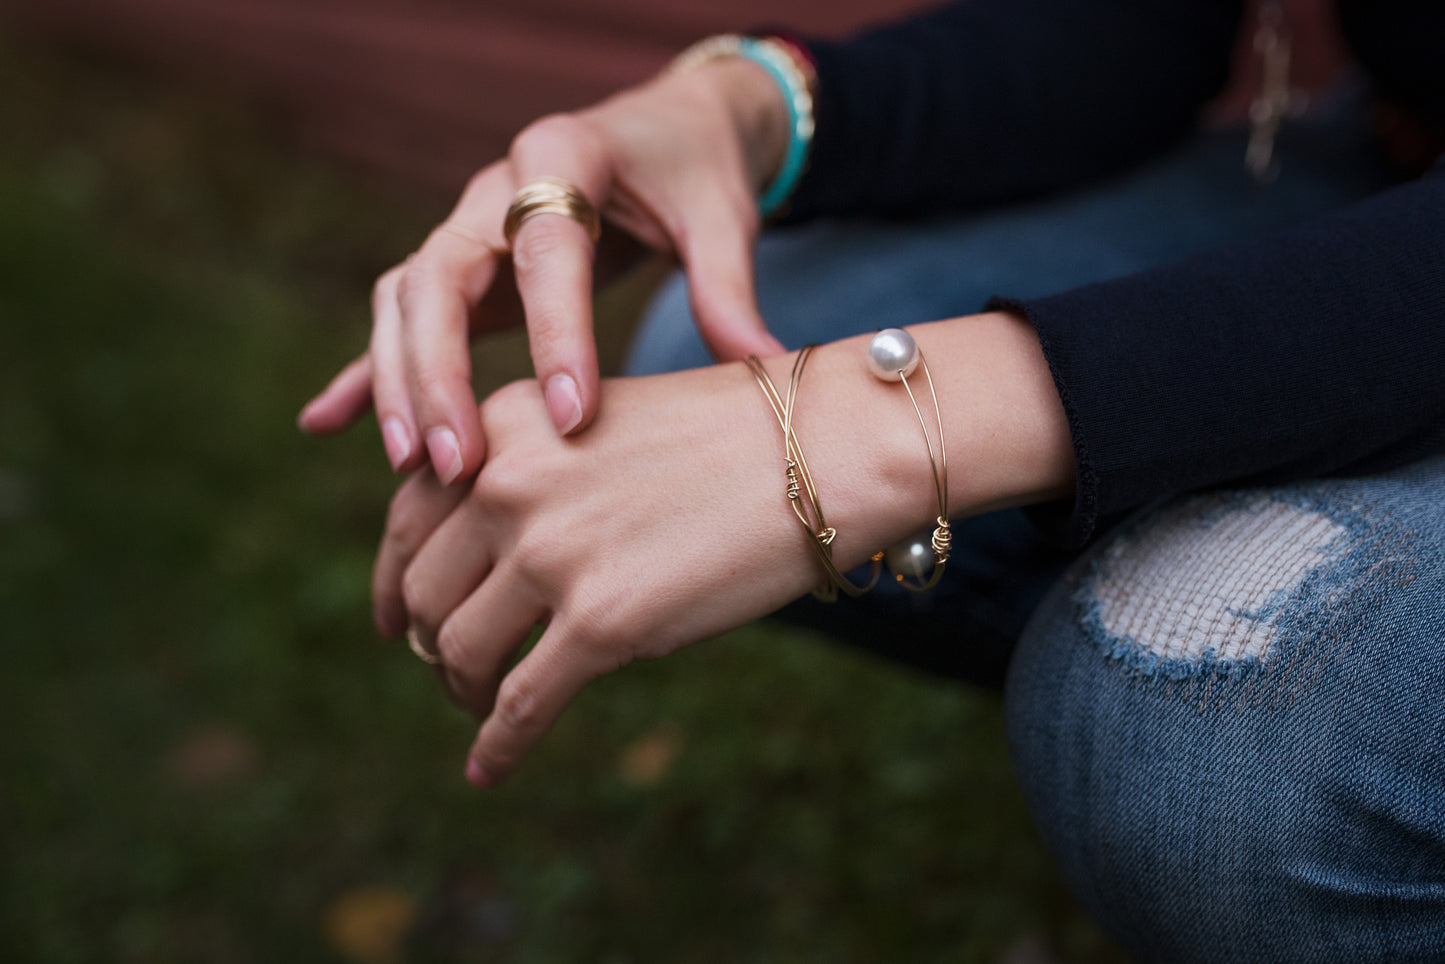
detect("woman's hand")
[379,365,837,787]
[297,59,791,483]
[373,315,1075,787]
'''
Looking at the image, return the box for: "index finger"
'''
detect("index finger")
[507,115,612,436]
[463,625,604,788]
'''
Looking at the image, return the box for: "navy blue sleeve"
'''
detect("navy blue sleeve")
[1339,0,1445,132]
[785,0,1243,219]
[992,160,1445,546]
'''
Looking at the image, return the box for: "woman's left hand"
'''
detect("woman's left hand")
[375,315,1074,787]
[379,363,838,787]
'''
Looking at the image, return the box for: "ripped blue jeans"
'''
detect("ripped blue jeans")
[626,97,1445,961]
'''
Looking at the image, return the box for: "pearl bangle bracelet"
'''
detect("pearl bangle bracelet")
[866,329,951,592]
[746,330,951,602]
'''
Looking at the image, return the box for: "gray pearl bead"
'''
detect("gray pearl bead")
[866,328,920,382]
[884,535,933,581]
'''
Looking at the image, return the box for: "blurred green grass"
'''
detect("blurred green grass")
[0,38,1123,964]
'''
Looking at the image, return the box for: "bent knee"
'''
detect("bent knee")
[1006,482,1445,962]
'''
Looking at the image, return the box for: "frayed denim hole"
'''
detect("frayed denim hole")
[1074,487,1418,713]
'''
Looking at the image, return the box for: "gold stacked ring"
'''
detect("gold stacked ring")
[502,177,601,248]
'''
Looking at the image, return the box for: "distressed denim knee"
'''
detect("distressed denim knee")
[1006,459,1445,964]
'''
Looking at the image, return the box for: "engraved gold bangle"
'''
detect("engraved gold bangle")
[502,176,601,248]
[747,348,882,601]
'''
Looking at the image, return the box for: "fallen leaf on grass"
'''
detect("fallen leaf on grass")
[322,886,417,964]
[618,726,684,787]
[162,723,259,790]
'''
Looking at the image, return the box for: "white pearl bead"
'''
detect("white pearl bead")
[866,328,920,382]
[884,535,933,581]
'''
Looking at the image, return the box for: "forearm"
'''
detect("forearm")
[375,310,1074,784]
[1000,161,1445,545]
[788,0,1243,219]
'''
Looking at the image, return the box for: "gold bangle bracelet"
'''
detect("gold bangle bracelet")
[746,348,882,601]
[865,329,951,592]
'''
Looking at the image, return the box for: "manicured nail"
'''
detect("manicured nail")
[381,417,413,471]
[466,757,491,788]
[544,374,583,435]
[425,427,464,484]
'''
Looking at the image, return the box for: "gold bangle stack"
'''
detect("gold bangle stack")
[747,348,883,602]
[746,331,951,602]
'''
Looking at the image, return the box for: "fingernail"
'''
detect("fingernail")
[544,373,583,435]
[466,757,491,788]
[425,427,464,484]
[381,417,413,470]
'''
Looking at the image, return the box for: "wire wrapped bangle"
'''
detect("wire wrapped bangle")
[670,34,815,218]
[747,349,882,601]
[865,329,951,592]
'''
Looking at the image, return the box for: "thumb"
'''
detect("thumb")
[678,194,785,362]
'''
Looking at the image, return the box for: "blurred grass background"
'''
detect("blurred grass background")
[0,36,1125,964]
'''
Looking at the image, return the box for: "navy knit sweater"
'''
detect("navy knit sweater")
[788,0,1445,545]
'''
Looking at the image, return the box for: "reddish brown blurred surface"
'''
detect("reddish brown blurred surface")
[0,0,928,193]
[0,0,1346,195]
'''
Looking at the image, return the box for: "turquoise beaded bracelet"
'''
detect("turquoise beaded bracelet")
[671,34,816,218]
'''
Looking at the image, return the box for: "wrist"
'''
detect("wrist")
[743,313,1074,572]
[688,57,792,198]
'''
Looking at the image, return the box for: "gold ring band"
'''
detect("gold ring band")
[502,177,601,248]
[406,626,441,665]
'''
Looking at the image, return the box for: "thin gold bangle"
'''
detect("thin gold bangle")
[746,349,882,601]
[865,329,951,592]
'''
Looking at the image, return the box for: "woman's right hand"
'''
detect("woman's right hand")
[297,57,791,483]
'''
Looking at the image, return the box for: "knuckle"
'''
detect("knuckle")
[566,592,623,655]
[472,456,528,511]
[478,379,540,440]
[394,258,446,313]
[514,519,570,583]
[462,167,492,201]
[495,677,543,734]
[371,265,403,308]
[413,363,461,409]
[512,112,602,160]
